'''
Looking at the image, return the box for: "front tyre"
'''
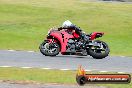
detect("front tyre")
[88,40,110,59]
[39,41,60,56]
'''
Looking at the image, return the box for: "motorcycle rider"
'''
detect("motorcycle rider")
[58,20,89,55]
[59,20,89,42]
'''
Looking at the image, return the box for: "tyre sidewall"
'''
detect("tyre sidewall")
[88,40,110,59]
[39,41,60,56]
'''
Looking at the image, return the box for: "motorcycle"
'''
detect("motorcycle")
[39,27,110,59]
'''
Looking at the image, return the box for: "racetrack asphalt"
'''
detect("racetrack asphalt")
[0,50,132,73]
[0,82,107,88]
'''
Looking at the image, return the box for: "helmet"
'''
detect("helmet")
[62,20,73,28]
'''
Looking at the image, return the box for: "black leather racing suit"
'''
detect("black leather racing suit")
[59,25,89,42]
[70,25,89,42]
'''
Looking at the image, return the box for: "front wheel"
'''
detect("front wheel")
[88,40,110,59]
[39,41,60,56]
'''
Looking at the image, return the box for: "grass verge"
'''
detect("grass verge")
[0,67,131,88]
[0,67,75,84]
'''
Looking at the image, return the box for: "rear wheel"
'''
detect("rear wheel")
[88,40,110,59]
[39,41,60,56]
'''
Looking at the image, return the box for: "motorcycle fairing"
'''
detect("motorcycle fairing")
[48,30,74,53]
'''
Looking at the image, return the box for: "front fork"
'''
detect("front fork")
[45,38,58,48]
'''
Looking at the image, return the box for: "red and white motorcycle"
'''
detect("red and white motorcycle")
[39,26,110,59]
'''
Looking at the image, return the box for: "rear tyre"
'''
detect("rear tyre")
[39,41,60,56]
[88,40,110,59]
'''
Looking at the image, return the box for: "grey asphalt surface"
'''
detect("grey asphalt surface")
[0,50,132,73]
[0,82,107,88]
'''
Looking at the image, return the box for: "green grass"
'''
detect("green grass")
[0,67,76,84]
[0,67,131,88]
[0,0,132,56]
